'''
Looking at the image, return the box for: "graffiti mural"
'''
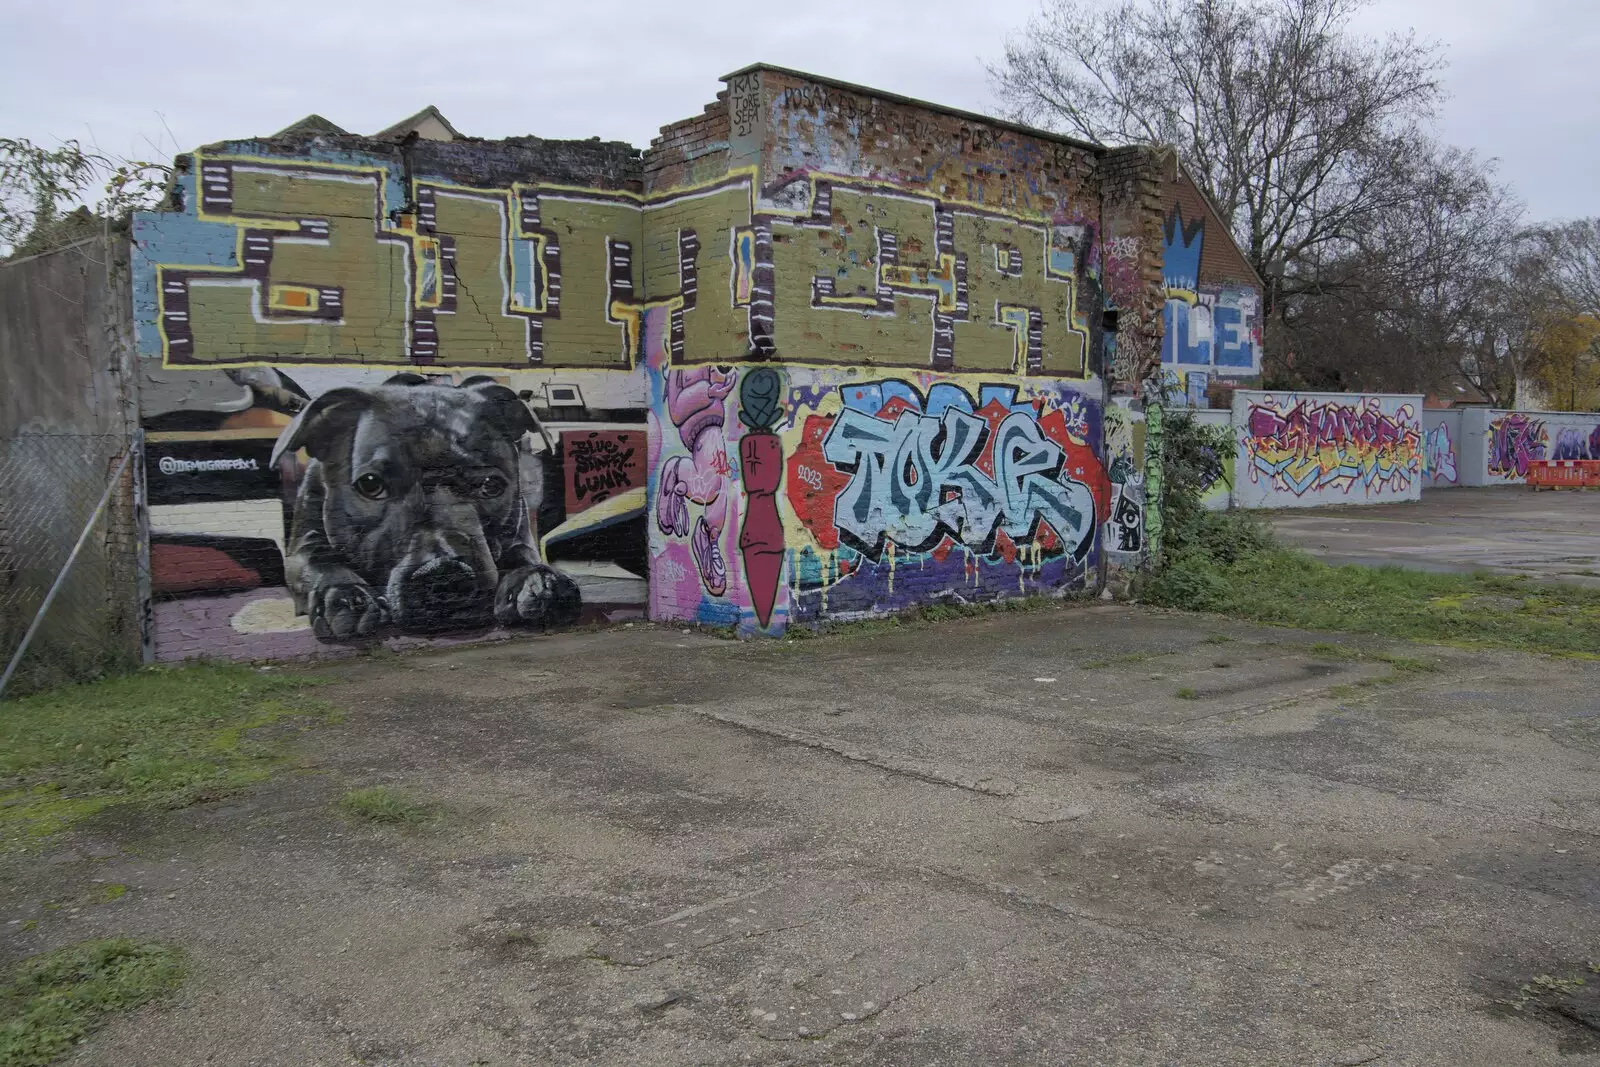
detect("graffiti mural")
[656,363,738,596]
[1421,420,1459,486]
[1487,413,1547,479]
[736,369,787,628]
[1236,393,1422,507]
[139,364,651,660]
[1160,204,1262,407]
[1483,412,1600,481]
[1142,401,1166,557]
[782,377,1104,623]
[134,69,1153,652]
[272,377,581,637]
[1552,424,1600,461]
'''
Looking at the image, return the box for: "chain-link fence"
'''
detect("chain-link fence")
[0,431,144,697]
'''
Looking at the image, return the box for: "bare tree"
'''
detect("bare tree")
[1534,219,1600,318]
[991,0,1446,300]
[989,0,1551,401]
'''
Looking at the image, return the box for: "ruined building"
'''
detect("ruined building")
[100,65,1262,661]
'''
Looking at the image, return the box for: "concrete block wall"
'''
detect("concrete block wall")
[1420,408,1463,489]
[1457,407,1600,485]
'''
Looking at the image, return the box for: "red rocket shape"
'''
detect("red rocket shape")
[738,431,785,628]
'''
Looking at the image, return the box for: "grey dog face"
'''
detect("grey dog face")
[273,377,539,630]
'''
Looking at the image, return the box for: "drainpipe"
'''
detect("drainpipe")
[1096,304,1119,598]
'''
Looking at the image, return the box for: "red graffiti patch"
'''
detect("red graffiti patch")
[786,414,848,550]
[1037,408,1109,522]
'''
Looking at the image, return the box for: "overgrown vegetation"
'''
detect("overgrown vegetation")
[0,939,185,1067]
[1137,411,1600,655]
[0,139,169,259]
[0,664,332,850]
[336,786,437,828]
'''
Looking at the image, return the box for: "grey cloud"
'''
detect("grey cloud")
[1,0,1591,219]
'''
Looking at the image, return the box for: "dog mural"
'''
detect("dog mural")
[270,374,582,639]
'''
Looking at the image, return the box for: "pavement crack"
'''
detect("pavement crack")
[690,709,1017,797]
[915,863,1161,944]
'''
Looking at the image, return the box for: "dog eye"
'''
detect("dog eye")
[354,473,388,499]
[475,474,508,499]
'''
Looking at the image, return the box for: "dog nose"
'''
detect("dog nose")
[400,558,480,615]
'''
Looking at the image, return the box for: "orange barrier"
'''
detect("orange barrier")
[1528,459,1600,489]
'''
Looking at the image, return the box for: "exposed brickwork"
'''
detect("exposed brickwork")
[644,93,731,192]
[1099,145,1169,389]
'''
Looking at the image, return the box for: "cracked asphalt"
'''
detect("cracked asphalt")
[1269,485,1600,586]
[6,603,1600,1065]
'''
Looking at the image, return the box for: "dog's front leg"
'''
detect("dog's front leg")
[303,566,389,640]
[493,544,583,628]
[283,464,390,641]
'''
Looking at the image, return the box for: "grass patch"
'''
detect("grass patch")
[336,786,436,828]
[1175,687,1198,700]
[0,938,185,1067]
[1140,547,1600,655]
[0,664,333,851]
[1203,633,1234,645]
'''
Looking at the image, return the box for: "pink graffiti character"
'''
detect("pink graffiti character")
[658,366,737,596]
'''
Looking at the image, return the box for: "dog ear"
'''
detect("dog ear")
[462,379,539,443]
[269,387,374,466]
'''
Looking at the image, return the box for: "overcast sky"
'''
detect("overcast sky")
[2,0,1594,222]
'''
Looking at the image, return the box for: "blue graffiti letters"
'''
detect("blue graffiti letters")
[822,404,1095,562]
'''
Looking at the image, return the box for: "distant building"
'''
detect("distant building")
[1159,163,1265,408]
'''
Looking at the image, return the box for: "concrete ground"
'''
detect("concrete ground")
[5,606,1600,1066]
[1269,485,1600,585]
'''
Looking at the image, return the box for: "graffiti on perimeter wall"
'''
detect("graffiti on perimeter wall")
[1161,206,1260,408]
[1488,413,1547,479]
[1486,412,1600,480]
[1238,395,1421,504]
[134,135,1111,653]
[1420,419,1458,485]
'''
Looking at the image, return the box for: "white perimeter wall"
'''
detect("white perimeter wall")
[1231,391,1425,509]
[1458,408,1600,486]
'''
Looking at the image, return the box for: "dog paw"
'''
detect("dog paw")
[495,564,582,628]
[310,581,388,640]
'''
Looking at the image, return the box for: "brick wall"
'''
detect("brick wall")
[128,64,1173,661]
[644,67,1169,635]
[644,93,731,192]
